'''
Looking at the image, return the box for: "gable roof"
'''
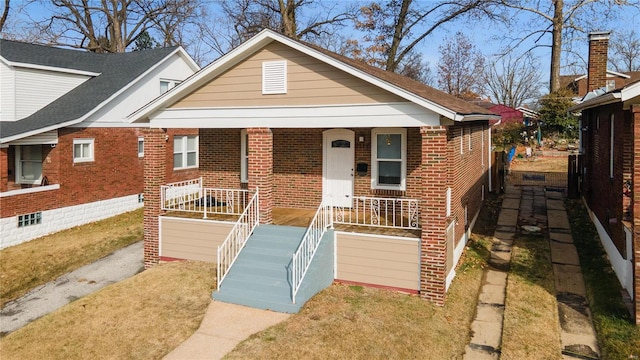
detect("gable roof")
[129,29,497,124]
[569,79,640,112]
[0,40,196,143]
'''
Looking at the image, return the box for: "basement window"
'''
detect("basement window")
[18,212,42,227]
[262,60,287,94]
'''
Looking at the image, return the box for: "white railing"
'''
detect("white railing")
[216,189,259,288]
[161,177,248,218]
[333,196,420,229]
[291,201,333,304]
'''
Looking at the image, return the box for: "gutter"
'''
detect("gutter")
[569,92,621,112]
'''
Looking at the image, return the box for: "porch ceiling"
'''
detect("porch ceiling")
[147,102,442,129]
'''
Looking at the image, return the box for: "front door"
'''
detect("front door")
[323,129,355,207]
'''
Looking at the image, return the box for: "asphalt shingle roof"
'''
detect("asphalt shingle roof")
[0,40,177,140]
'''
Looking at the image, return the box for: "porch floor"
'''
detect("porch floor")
[163,207,420,238]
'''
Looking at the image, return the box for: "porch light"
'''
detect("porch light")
[386,134,392,146]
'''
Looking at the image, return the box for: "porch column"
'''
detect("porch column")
[143,127,167,268]
[419,126,449,305]
[0,147,8,192]
[631,104,640,324]
[247,127,273,224]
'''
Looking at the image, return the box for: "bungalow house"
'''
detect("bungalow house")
[569,31,640,324]
[129,29,498,312]
[0,39,199,248]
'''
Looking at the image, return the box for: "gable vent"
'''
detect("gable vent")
[262,60,287,94]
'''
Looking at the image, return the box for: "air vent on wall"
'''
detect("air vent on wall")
[262,60,287,94]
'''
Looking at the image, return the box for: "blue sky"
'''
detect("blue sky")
[5,0,640,92]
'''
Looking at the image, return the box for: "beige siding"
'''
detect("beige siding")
[160,217,234,262]
[336,232,419,291]
[172,42,405,108]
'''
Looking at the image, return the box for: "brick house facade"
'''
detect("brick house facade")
[131,30,496,304]
[570,31,640,324]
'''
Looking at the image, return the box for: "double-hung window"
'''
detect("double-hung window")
[15,145,42,184]
[174,135,198,169]
[73,139,94,163]
[371,128,406,190]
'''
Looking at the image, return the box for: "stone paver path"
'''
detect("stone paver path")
[464,186,520,359]
[546,191,600,359]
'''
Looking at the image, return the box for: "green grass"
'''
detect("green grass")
[565,199,640,359]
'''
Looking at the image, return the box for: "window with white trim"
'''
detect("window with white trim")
[371,128,406,190]
[173,135,198,169]
[15,145,42,184]
[262,60,287,94]
[241,130,249,183]
[610,114,614,179]
[73,139,94,163]
[160,79,180,94]
[138,137,144,158]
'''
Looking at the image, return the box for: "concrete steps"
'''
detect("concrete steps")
[212,225,334,313]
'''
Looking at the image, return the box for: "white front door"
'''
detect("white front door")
[323,129,355,207]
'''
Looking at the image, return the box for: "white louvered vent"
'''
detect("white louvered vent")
[262,60,287,94]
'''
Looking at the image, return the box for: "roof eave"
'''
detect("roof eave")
[569,92,621,112]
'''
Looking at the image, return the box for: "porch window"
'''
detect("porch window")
[371,128,406,190]
[15,145,42,184]
[241,130,248,183]
[174,135,198,169]
[73,139,94,163]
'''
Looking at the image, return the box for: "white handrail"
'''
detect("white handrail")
[291,200,333,304]
[160,178,248,218]
[333,196,420,229]
[216,188,259,288]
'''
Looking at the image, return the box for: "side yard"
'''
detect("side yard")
[0,209,143,308]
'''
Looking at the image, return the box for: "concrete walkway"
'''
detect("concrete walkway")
[0,241,144,335]
[163,301,290,360]
[464,185,599,359]
[464,185,520,359]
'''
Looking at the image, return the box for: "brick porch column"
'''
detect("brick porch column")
[143,128,167,268]
[0,147,8,192]
[419,126,449,305]
[631,104,640,324]
[247,127,273,224]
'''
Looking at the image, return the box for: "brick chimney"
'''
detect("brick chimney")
[587,31,610,92]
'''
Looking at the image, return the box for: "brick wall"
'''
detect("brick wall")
[631,104,640,325]
[200,128,242,189]
[165,129,200,184]
[1,127,145,218]
[248,127,274,224]
[0,148,8,192]
[583,103,628,257]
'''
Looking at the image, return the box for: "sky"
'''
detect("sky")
[3,0,640,94]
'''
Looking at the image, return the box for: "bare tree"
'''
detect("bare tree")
[496,0,640,92]
[483,53,543,108]
[437,32,485,99]
[0,0,9,32]
[609,29,640,72]
[30,0,201,53]
[351,0,499,74]
[199,0,354,59]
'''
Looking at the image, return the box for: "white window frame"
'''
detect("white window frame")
[371,128,407,191]
[160,79,181,95]
[446,187,452,217]
[262,60,287,94]
[15,145,42,185]
[73,138,94,163]
[173,135,198,170]
[138,137,144,158]
[610,114,614,179]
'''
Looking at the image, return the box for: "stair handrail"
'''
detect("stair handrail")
[217,188,259,289]
[291,199,333,304]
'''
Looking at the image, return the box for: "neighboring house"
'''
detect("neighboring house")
[129,29,498,311]
[476,102,523,127]
[0,40,199,248]
[561,69,640,99]
[569,31,640,325]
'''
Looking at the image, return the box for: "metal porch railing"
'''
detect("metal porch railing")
[333,196,420,229]
[160,177,249,218]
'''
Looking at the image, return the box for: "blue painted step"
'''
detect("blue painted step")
[212,225,334,313]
